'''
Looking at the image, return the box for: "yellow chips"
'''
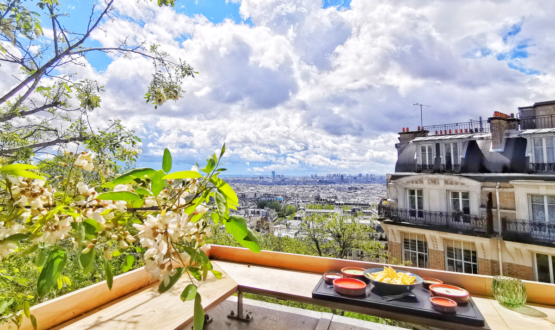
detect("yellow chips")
[365,266,416,285]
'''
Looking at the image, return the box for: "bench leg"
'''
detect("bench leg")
[227,291,253,322]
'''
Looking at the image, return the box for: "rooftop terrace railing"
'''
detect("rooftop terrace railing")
[378,205,488,234]
[423,120,490,136]
[530,163,555,173]
[519,113,555,130]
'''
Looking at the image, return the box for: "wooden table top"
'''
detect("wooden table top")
[52,263,237,330]
[214,260,555,330]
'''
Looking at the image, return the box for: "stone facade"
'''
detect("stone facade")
[388,241,402,264]
[428,249,445,270]
[503,262,534,281]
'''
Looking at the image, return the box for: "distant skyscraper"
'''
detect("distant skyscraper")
[272,171,276,180]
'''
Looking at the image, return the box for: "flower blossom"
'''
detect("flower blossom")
[74,152,94,171]
[0,242,18,262]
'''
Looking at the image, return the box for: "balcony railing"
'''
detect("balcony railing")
[378,205,488,234]
[520,114,555,130]
[441,164,461,173]
[423,120,489,136]
[504,218,555,244]
[530,163,555,173]
[416,164,433,172]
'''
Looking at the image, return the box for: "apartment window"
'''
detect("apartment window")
[403,233,428,268]
[445,240,478,274]
[533,138,555,164]
[408,189,423,218]
[444,142,460,169]
[420,145,433,165]
[451,192,470,223]
[530,195,555,222]
[536,253,555,283]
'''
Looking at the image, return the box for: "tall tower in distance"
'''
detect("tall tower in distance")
[272,171,276,180]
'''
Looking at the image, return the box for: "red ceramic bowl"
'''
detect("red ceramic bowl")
[422,277,443,289]
[333,278,367,296]
[323,271,343,285]
[429,284,469,304]
[430,297,457,313]
[341,267,367,282]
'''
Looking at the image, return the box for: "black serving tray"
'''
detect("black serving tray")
[312,277,486,327]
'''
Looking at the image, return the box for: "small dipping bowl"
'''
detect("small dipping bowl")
[323,271,343,285]
[430,297,458,313]
[333,278,367,297]
[422,277,443,289]
[430,284,469,304]
[341,267,368,283]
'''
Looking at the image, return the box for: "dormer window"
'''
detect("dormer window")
[443,142,460,172]
[533,138,555,164]
[419,145,433,171]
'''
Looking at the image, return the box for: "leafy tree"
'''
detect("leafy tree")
[0,0,194,163]
[285,204,297,216]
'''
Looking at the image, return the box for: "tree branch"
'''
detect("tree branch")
[0,0,114,106]
[8,74,42,113]
[48,5,59,55]
[0,136,87,155]
[0,102,60,123]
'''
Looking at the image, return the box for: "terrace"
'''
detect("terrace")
[5,245,555,330]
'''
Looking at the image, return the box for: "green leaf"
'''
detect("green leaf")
[79,248,95,274]
[104,258,113,290]
[132,198,144,208]
[225,216,261,253]
[158,267,185,293]
[188,266,201,281]
[211,178,239,210]
[23,301,30,318]
[0,299,13,314]
[215,192,227,217]
[97,192,140,201]
[163,148,172,173]
[0,164,37,172]
[3,169,44,180]
[201,158,215,174]
[220,144,226,157]
[112,250,122,258]
[30,315,37,330]
[37,247,68,298]
[151,170,165,197]
[83,218,100,240]
[36,86,50,92]
[22,245,38,256]
[35,251,47,267]
[3,233,30,243]
[210,212,220,225]
[134,188,153,196]
[210,270,222,279]
[122,255,134,272]
[180,284,197,302]
[163,171,202,180]
[113,168,156,185]
[194,293,204,330]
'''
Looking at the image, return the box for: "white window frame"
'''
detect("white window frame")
[449,191,471,214]
[420,144,433,166]
[535,253,555,283]
[445,240,478,274]
[407,189,423,211]
[528,194,555,222]
[443,142,460,166]
[532,137,555,164]
[403,233,428,268]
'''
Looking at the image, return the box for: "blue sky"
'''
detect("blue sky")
[13,0,553,176]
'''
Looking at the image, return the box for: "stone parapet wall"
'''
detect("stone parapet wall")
[429,249,445,270]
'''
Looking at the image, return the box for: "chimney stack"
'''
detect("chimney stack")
[396,128,429,156]
[488,111,519,150]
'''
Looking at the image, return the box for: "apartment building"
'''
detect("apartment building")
[378,100,555,283]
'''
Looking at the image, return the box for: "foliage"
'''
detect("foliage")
[256,200,282,213]
[0,146,260,330]
[285,205,297,216]
[0,0,194,162]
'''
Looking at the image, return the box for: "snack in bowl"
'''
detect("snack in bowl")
[333,278,367,296]
[422,277,443,289]
[363,267,423,295]
[341,267,368,282]
[366,266,417,285]
[429,284,469,304]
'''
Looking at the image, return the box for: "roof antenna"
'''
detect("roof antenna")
[413,103,431,135]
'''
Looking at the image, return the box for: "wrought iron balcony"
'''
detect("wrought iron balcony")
[378,205,488,234]
[423,120,489,136]
[416,164,433,172]
[441,164,461,173]
[530,163,555,173]
[504,219,555,244]
[520,113,555,130]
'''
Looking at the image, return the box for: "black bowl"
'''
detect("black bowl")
[364,267,423,295]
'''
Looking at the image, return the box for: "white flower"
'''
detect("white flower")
[159,267,177,286]
[114,184,129,192]
[195,204,208,215]
[74,152,94,171]
[0,242,18,261]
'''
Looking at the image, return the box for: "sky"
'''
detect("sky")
[3,0,555,176]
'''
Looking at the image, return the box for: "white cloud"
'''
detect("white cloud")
[3,0,555,174]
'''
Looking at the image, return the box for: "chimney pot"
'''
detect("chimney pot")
[418,126,421,130]
[402,128,405,132]
[449,129,452,134]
